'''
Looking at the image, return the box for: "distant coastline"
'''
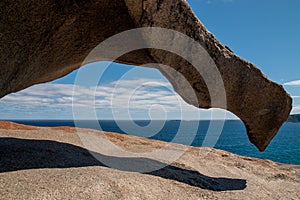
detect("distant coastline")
[287,114,300,123]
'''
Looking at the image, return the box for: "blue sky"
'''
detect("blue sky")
[0,0,299,120]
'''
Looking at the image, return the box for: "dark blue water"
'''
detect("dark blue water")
[10,120,300,165]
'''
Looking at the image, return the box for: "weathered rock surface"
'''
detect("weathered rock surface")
[0,121,299,199]
[0,0,292,151]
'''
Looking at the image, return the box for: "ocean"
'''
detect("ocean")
[10,120,300,165]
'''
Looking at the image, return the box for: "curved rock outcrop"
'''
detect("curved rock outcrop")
[0,0,292,151]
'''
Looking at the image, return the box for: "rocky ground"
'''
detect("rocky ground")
[0,121,299,200]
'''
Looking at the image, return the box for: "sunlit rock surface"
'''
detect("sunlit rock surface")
[0,121,299,199]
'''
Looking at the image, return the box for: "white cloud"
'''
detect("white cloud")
[0,79,196,119]
[294,106,300,110]
[6,74,297,119]
[0,78,237,120]
[284,80,300,86]
[292,105,300,114]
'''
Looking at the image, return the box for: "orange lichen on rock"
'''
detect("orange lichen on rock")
[104,131,127,141]
[0,121,38,130]
[51,126,77,133]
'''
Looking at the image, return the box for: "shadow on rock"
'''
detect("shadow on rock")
[0,137,246,191]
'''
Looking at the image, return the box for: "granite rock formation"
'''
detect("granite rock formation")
[0,0,292,151]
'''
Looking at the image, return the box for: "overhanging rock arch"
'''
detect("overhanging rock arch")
[0,0,292,151]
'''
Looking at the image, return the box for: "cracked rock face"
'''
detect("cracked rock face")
[0,0,292,151]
